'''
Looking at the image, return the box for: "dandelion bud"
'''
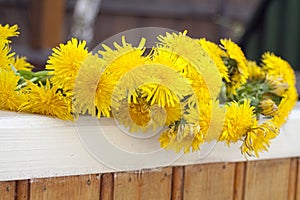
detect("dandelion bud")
[266,75,289,96]
[259,99,278,117]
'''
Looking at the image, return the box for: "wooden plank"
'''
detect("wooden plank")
[172,166,184,200]
[16,180,29,200]
[183,162,236,200]
[288,158,298,200]
[0,181,16,200]
[30,174,100,200]
[234,162,245,200]
[29,0,65,48]
[0,104,300,181]
[101,173,113,200]
[296,158,300,200]
[114,167,172,200]
[244,158,291,200]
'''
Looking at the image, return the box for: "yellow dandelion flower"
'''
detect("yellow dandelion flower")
[128,97,151,127]
[187,67,213,103]
[0,24,19,44]
[241,120,279,157]
[99,37,150,99]
[158,32,221,79]
[0,43,15,70]
[99,36,146,67]
[182,102,206,151]
[20,80,73,120]
[95,72,117,117]
[157,31,222,101]
[199,38,229,82]
[137,63,192,108]
[190,129,205,152]
[157,31,197,74]
[157,30,200,63]
[220,39,248,94]
[73,54,111,117]
[262,52,296,87]
[247,60,265,81]
[184,99,225,151]
[259,99,278,117]
[113,97,153,133]
[272,86,298,126]
[219,100,255,144]
[141,83,180,107]
[159,126,177,148]
[164,103,182,125]
[0,69,26,111]
[150,103,182,126]
[151,47,190,75]
[46,38,89,94]
[10,56,33,71]
[159,124,199,153]
[261,52,298,126]
[265,75,289,97]
[199,100,225,142]
[182,100,200,125]
[99,37,148,78]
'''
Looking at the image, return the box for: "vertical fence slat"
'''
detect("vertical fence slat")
[172,166,184,200]
[113,167,172,200]
[16,180,29,200]
[101,173,113,200]
[296,158,300,200]
[29,174,101,200]
[234,162,245,200]
[183,162,236,200]
[244,158,291,200]
[288,158,298,200]
[0,181,16,200]
[3,158,300,199]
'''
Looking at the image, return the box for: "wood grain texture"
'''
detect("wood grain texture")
[244,159,291,200]
[171,166,184,200]
[234,162,245,200]
[29,0,64,48]
[114,167,172,200]
[16,180,29,200]
[101,173,113,200]
[0,181,16,200]
[296,158,300,200]
[183,162,236,200]
[30,174,100,200]
[288,158,298,200]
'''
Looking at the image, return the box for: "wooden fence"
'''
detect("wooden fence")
[0,158,299,200]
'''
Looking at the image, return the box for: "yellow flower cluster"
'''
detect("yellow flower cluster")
[0,24,70,119]
[0,24,298,157]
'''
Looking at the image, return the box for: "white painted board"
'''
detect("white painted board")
[0,102,299,181]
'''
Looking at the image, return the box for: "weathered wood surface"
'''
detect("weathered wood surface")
[0,158,298,200]
[113,167,172,200]
[244,159,291,200]
[184,162,236,200]
[297,158,300,200]
[29,175,100,200]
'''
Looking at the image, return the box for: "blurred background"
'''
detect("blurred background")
[0,0,299,92]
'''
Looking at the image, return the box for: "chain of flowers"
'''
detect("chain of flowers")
[0,24,298,157]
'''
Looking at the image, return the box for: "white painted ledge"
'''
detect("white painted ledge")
[0,102,299,181]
